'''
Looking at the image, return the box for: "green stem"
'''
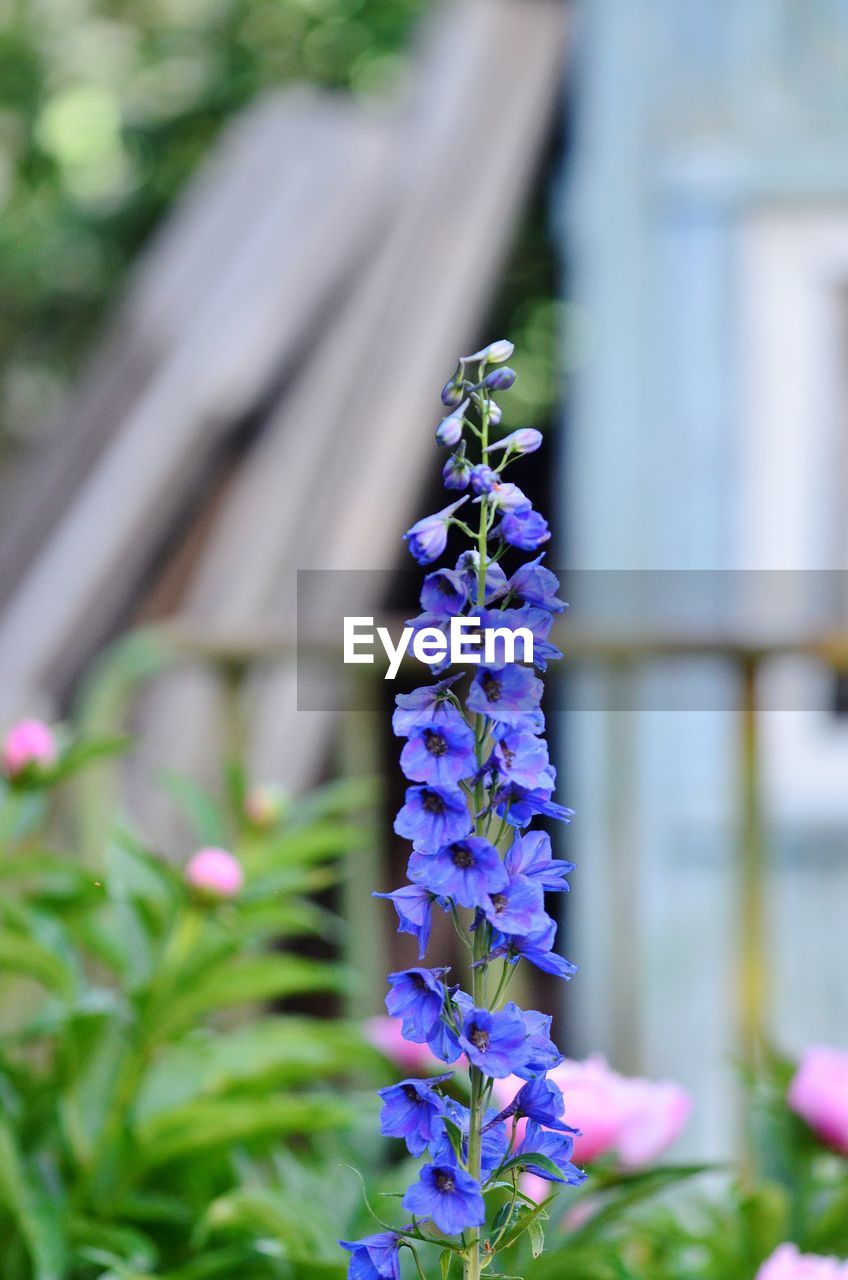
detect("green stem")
[465,383,492,1280]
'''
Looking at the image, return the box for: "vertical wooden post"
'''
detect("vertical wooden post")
[738,654,768,1076]
[604,657,641,1073]
[340,672,387,1020]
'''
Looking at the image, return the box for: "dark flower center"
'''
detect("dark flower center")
[424,730,448,757]
[404,1085,420,1102]
[469,1027,490,1051]
[451,843,475,869]
[500,745,514,767]
[482,676,502,701]
[490,893,507,915]
[422,791,445,814]
[435,1171,456,1193]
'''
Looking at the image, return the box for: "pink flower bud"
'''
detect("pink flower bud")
[185,847,244,899]
[788,1045,848,1155]
[2,719,57,778]
[244,784,285,829]
[757,1244,848,1279]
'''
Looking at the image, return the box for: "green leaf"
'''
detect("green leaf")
[0,929,75,996]
[500,1152,564,1182]
[136,1018,381,1119]
[0,1118,66,1280]
[150,955,349,1039]
[136,1094,353,1169]
[50,736,133,779]
[528,1218,545,1258]
[440,1248,452,1280]
[158,772,227,845]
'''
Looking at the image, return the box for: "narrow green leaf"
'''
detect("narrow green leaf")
[528,1218,545,1258]
[500,1151,563,1182]
[136,1095,353,1169]
[0,1118,66,1280]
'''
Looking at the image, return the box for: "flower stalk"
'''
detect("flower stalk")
[342,340,585,1280]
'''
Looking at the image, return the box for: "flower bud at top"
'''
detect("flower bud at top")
[2,718,57,777]
[435,399,468,447]
[186,846,244,900]
[443,453,472,490]
[483,367,516,391]
[469,464,496,496]
[463,339,514,366]
[486,428,543,457]
[441,377,464,407]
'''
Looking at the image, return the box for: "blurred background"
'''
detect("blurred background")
[2,0,848,1174]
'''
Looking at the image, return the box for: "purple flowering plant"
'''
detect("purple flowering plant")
[342,341,586,1280]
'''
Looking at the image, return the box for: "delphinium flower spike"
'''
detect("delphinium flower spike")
[341,343,585,1280]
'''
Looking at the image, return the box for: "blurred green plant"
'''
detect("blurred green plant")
[0,726,385,1279]
[0,0,428,448]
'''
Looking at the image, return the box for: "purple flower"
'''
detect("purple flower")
[483,874,547,936]
[509,555,566,613]
[469,464,497,495]
[495,783,574,828]
[385,967,448,1041]
[409,837,508,909]
[499,503,550,551]
[458,1006,529,1078]
[485,428,543,456]
[517,1121,586,1185]
[426,1016,463,1064]
[432,1099,510,1177]
[374,884,439,958]
[420,569,469,617]
[492,730,550,790]
[463,339,514,365]
[494,919,578,981]
[441,377,464,407]
[339,1233,401,1280]
[392,677,464,737]
[488,481,529,511]
[402,1162,485,1235]
[442,452,472,490]
[466,665,543,727]
[505,831,573,893]
[436,401,468,446]
[400,722,476,787]
[483,367,516,391]
[379,1076,449,1156]
[394,785,472,851]
[404,497,468,565]
[455,551,508,603]
[509,1076,573,1130]
[506,1004,563,1080]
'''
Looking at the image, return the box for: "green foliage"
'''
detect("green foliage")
[0,0,428,446]
[0,731,383,1279]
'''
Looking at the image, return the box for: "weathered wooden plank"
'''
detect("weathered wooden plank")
[135,0,569,803]
[0,99,394,718]
[0,91,343,608]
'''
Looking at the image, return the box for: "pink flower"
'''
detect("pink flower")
[244,784,285,829]
[185,847,244,899]
[788,1046,848,1156]
[492,1054,691,1171]
[757,1244,848,1279]
[2,719,57,778]
[363,1016,447,1075]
